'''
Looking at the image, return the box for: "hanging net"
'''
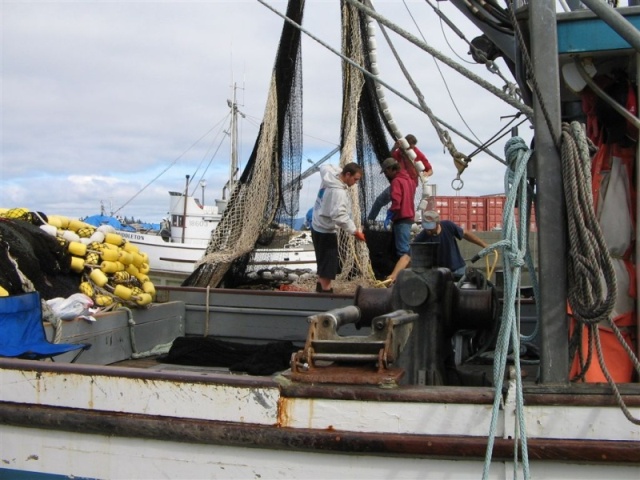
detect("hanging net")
[183,0,404,292]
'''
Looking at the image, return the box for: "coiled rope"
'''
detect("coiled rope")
[562,121,640,425]
[481,136,532,480]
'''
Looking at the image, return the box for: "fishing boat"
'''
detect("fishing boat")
[112,180,317,284]
[1,1,639,479]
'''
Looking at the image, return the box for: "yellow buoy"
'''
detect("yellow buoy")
[100,261,119,274]
[135,293,153,306]
[123,242,139,254]
[100,249,119,262]
[141,281,156,296]
[104,233,123,246]
[70,256,85,273]
[47,216,63,228]
[131,252,144,267]
[118,251,133,265]
[134,273,150,284]
[68,241,87,257]
[56,216,71,229]
[0,285,9,297]
[113,285,132,300]
[139,262,150,274]
[90,269,109,287]
[68,219,88,232]
[125,264,139,275]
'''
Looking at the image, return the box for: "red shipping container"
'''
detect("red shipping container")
[429,194,536,232]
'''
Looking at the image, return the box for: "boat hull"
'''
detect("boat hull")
[119,230,317,278]
[0,288,638,479]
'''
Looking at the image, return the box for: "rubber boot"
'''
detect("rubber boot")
[316,282,333,294]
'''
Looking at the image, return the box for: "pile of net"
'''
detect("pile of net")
[0,208,156,310]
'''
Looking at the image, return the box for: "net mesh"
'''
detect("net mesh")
[184,0,401,292]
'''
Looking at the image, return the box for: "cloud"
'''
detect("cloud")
[2,0,533,223]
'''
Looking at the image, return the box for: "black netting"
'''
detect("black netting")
[0,218,80,299]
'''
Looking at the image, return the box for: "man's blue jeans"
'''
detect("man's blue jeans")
[394,221,412,257]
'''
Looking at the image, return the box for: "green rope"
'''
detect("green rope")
[482,136,532,480]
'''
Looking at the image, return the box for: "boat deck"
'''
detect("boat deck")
[110,352,543,387]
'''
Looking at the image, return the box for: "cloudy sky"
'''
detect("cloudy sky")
[1,0,551,223]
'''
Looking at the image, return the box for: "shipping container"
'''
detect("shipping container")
[432,194,536,232]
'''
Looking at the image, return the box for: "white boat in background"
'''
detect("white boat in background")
[116,186,316,285]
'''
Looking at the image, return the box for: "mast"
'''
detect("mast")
[529,1,567,383]
[227,83,239,198]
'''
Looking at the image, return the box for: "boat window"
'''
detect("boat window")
[172,215,184,228]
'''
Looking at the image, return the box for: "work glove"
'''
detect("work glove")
[384,210,394,229]
[354,231,366,242]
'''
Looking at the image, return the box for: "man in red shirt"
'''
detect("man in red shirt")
[381,157,415,259]
[367,134,433,222]
[391,134,433,186]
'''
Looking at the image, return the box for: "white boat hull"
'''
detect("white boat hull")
[0,294,638,480]
[0,360,638,480]
[119,230,317,277]
[3,424,638,480]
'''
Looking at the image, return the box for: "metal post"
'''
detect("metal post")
[529,1,568,383]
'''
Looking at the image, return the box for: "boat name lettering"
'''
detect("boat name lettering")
[120,232,145,241]
[189,219,209,227]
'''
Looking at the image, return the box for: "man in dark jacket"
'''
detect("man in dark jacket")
[387,210,488,281]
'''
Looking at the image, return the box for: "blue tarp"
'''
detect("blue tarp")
[83,215,123,229]
[138,222,160,231]
[83,215,137,231]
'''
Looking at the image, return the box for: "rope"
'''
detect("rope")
[482,136,532,480]
[561,122,640,425]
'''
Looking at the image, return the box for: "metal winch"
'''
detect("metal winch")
[291,242,497,386]
[290,305,418,385]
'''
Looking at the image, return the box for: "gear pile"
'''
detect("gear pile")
[0,208,156,310]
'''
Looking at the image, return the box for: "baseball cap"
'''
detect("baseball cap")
[380,157,398,173]
[422,210,440,230]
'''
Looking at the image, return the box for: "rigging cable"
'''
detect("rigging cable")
[424,0,522,107]
[188,125,232,198]
[344,0,532,117]
[257,0,509,165]
[505,0,560,149]
[420,0,483,148]
[369,0,471,181]
[112,114,230,216]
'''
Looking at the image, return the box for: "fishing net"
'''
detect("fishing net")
[184,0,413,292]
[0,216,79,300]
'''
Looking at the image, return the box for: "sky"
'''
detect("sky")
[1,0,557,223]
